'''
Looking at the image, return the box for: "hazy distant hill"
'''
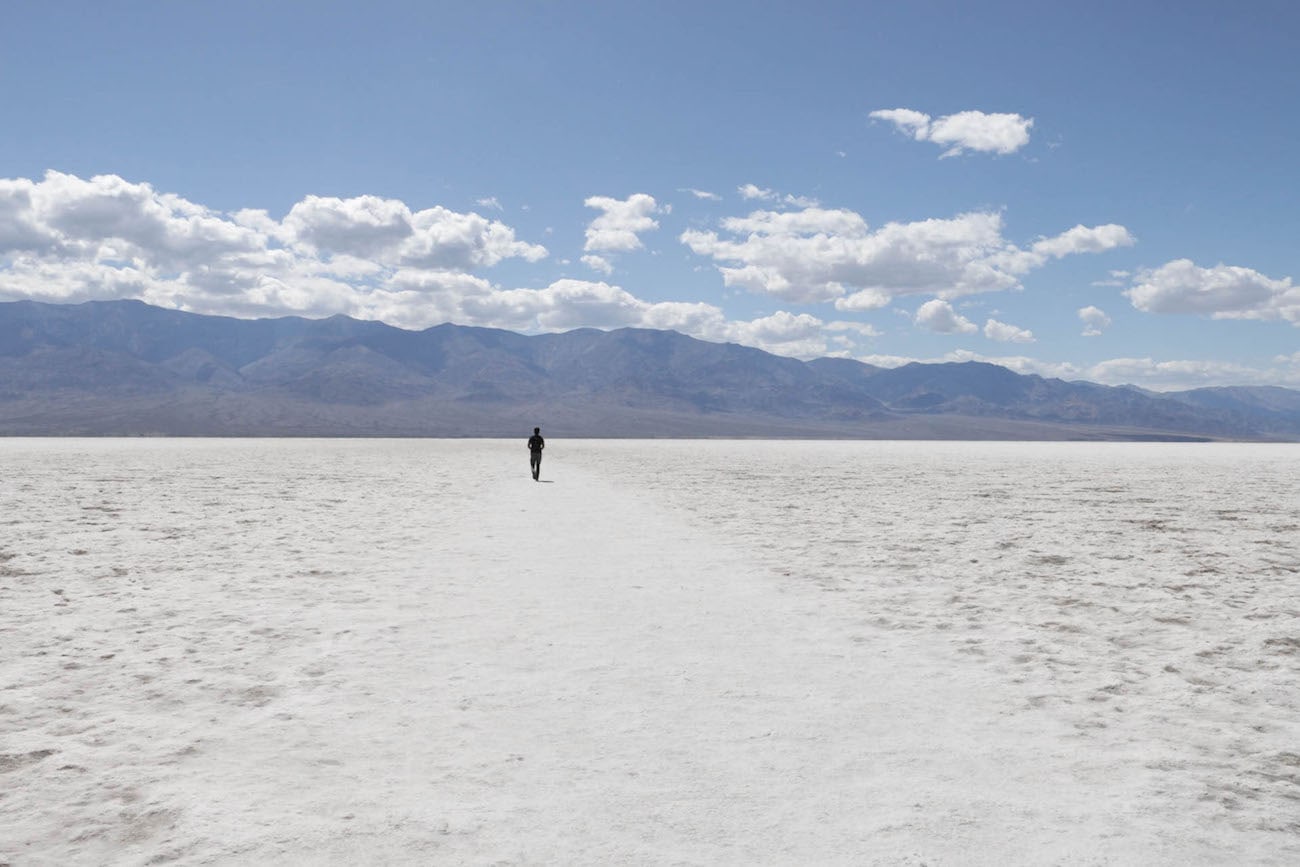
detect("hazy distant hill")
[1,299,1297,440]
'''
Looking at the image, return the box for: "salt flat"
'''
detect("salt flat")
[2,439,1298,865]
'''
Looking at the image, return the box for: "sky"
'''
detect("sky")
[1,0,1298,391]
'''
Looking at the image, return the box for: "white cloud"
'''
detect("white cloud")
[681,188,721,201]
[0,177,65,254]
[916,299,978,334]
[636,300,729,336]
[284,195,413,258]
[475,196,503,210]
[485,279,652,330]
[833,289,892,312]
[1078,305,1111,337]
[682,207,1131,305]
[1125,259,1300,325]
[1030,224,1135,258]
[721,311,829,358]
[583,194,661,252]
[983,318,1035,343]
[0,170,549,327]
[581,254,613,275]
[283,194,547,269]
[16,170,266,270]
[870,108,1034,157]
[719,208,867,237]
[737,184,819,208]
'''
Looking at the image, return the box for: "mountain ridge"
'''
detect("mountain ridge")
[1,299,1297,440]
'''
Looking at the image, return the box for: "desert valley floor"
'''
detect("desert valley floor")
[2,439,1299,865]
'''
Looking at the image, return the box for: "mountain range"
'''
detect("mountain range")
[2,299,1298,440]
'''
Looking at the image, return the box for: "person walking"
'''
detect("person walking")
[527,427,545,481]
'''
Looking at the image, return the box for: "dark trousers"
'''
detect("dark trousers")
[530,450,542,479]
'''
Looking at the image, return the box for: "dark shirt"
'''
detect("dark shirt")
[528,435,545,452]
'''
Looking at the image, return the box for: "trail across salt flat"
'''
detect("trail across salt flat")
[1,439,1298,865]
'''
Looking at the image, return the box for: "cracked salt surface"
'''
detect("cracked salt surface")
[1,439,1298,864]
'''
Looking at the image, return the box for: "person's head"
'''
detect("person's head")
[533,427,540,434]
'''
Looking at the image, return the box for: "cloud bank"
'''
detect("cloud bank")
[0,172,875,359]
[681,207,1132,306]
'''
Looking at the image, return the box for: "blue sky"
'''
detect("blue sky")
[2,1,1297,390]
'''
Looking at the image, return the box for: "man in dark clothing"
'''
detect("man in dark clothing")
[527,427,545,480]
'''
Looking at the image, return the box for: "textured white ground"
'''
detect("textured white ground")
[2,439,1298,865]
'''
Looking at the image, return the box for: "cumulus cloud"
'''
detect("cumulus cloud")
[0,178,54,253]
[1125,259,1300,325]
[279,195,546,270]
[916,299,978,334]
[712,312,882,359]
[983,318,1035,343]
[720,311,830,358]
[0,170,550,327]
[1030,224,1135,259]
[284,195,412,258]
[19,171,267,271]
[682,206,1131,305]
[583,194,661,252]
[1078,305,1111,336]
[833,289,892,312]
[870,108,1034,157]
[581,254,613,275]
[328,197,536,281]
